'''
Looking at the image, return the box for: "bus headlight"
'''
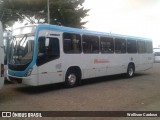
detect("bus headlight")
[26,68,33,77]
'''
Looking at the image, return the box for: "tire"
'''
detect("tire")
[65,70,79,88]
[126,64,135,78]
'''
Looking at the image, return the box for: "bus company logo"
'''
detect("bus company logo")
[94,59,110,64]
[2,112,11,117]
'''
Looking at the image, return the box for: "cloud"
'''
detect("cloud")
[126,0,160,8]
[84,0,160,47]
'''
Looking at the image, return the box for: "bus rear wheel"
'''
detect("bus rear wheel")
[126,64,135,78]
[65,70,79,88]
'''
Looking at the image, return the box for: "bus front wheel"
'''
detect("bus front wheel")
[126,64,135,78]
[65,70,79,88]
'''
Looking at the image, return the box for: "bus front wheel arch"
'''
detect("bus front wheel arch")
[65,67,81,88]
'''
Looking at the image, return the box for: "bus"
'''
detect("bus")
[0,21,4,89]
[7,24,154,87]
[3,31,12,79]
[153,48,160,63]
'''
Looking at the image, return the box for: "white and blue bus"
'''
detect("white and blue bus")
[0,21,4,89]
[7,24,154,87]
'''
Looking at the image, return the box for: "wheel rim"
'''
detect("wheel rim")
[67,74,76,86]
[128,67,134,76]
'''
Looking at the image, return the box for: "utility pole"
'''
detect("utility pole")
[47,0,50,24]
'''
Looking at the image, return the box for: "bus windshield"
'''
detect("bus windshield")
[9,35,34,65]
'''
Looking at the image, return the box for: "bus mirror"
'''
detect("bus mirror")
[45,38,49,47]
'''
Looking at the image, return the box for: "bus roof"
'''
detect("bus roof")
[14,24,152,41]
[36,24,151,41]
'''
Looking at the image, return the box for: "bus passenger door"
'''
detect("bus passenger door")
[36,36,63,85]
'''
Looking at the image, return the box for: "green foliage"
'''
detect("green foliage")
[0,0,89,28]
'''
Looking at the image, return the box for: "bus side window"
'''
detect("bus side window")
[82,35,99,53]
[38,37,45,55]
[127,39,137,53]
[63,33,81,53]
[145,41,153,53]
[137,40,146,53]
[115,38,126,53]
[100,37,114,53]
[37,37,60,66]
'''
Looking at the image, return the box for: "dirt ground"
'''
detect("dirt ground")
[0,63,160,120]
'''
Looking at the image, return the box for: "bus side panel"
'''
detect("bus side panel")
[81,54,96,79]
[36,30,63,86]
[107,54,128,75]
[37,59,63,85]
[146,53,154,69]
[0,21,4,89]
[105,54,138,75]
[94,54,121,77]
[139,54,148,70]
[63,53,142,80]
[135,53,153,71]
[61,54,96,80]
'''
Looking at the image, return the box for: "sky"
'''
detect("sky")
[83,0,160,47]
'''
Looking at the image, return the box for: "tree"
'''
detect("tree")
[0,0,89,29]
